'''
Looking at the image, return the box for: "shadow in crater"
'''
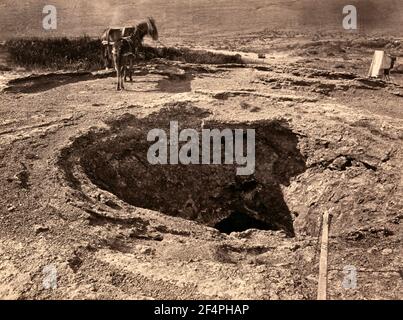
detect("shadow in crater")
[70,105,306,236]
[215,211,275,234]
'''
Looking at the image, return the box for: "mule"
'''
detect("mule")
[101,17,158,70]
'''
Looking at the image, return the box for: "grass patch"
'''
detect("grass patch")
[5,37,243,71]
[5,36,104,70]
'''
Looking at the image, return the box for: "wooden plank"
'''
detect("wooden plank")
[368,50,385,78]
[317,210,330,300]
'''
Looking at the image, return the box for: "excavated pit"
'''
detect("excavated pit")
[74,105,306,236]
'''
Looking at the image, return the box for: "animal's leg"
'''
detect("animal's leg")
[123,66,127,82]
[120,67,125,90]
[116,73,121,91]
[105,46,112,71]
[110,55,114,69]
[110,45,116,70]
[113,49,122,90]
[116,63,122,90]
[129,57,134,82]
[102,46,107,70]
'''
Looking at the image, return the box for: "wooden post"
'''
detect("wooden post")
[317,210,330,300]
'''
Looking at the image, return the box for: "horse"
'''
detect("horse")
[101,17,158,70]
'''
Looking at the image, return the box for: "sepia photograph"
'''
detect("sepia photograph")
[0,0,401,304]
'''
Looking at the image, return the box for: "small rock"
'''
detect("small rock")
[329,156,349,171]
[274,230,288,238]
[34,225,49,234]
[250,106,261,113]
[149,232,164,241]
[14,163,29,189]
[287,243,301,252]
[367,247,376,254]
[381,248,393,256]
[104,199,121,210]
[136,246,153,255]
[25,153,39,160]
[68,255,83,272]
[7,205,16,212]
[141,247,152,255]
[391,91,403,97]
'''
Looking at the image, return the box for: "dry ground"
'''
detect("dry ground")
[0,32,402,300]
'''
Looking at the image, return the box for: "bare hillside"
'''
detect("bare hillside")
[0,0,402,40]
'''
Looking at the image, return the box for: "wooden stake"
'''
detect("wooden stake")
[317,210,330,300]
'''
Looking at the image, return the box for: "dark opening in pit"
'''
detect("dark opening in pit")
[214,211,274,234]
[73,105,306,236]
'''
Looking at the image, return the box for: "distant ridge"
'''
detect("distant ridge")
[0,0,402,39]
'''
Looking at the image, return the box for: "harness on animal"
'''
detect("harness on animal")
[104,28,139,58]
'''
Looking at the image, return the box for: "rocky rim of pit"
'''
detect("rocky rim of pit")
[58,105,308,236]
[56,96,402,241]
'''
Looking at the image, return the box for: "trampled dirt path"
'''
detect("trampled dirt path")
[0,46,402,299]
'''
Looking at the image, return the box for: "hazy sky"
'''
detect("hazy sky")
[0,0,401,39]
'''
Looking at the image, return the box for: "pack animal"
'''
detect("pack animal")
[101,17,158,70]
